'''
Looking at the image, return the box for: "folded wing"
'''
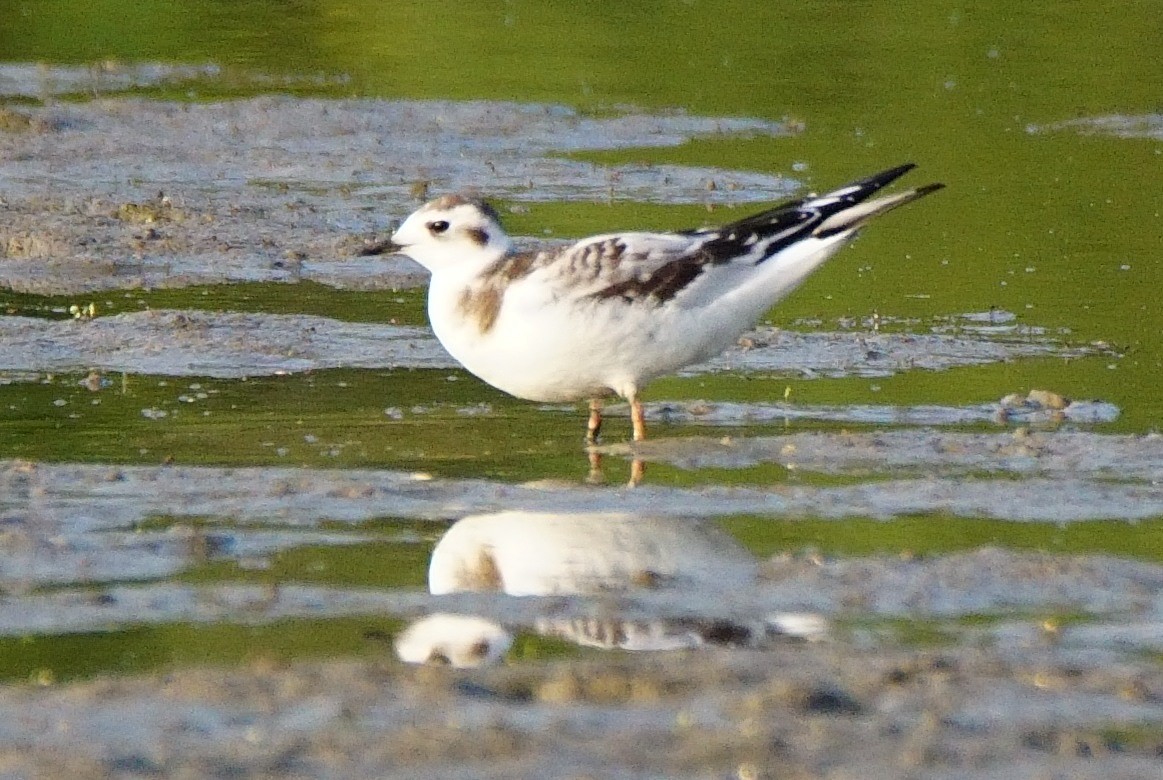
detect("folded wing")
[530,163,941,307]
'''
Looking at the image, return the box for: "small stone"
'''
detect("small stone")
[1027,389,1068,409]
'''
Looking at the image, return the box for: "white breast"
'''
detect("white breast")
[428,273,735,402]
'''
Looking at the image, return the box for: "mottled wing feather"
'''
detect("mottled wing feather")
[591,253,708,303]
[543,202,824,305]
[530,232,712,303]
[517,163,927,306]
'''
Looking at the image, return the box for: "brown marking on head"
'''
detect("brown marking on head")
[457,285,504,334]
[424,194,503,225]
[465,226,490,247]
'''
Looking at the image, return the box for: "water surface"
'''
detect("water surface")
[1,4,1162,774]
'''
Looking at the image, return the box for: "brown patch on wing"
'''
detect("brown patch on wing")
[457,285,503,334]
[454,252,542,335]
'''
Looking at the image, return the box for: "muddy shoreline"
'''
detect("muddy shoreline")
[3,453,1162,777]
[2,82,1160,778]
[1,639,1160,779]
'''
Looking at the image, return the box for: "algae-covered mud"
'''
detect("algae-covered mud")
[2,0,1163,772]
[3,458,1163,776]
[0,89,795,295]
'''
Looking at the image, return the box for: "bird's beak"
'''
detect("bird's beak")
[357,238,407,257]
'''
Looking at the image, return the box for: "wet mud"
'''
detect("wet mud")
[0,309,1096,379]
[1,84,796,295]
[1,73,1159,777]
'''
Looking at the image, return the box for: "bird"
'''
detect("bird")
[383,163,943,443]
[395,510,827,665]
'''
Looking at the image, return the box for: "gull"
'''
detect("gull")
[395,510,828,666]
[384,163,942,443]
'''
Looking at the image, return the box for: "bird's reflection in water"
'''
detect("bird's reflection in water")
[585,449,645,486]
[396,511,825,667]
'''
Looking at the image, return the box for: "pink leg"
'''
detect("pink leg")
[628,458,645,486]
[586,448,604,484]
[630,395,646,442]
[586,398,602,444]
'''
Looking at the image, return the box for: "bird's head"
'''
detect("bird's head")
[387,195,514,274]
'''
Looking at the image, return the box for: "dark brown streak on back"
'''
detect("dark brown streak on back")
[568,238,629,283]
[552,236,692,304]
[587,207,816,305]
[584,165,931,306]
[590,252,713,304]
[586,209,818,305]
[482,250,539,284]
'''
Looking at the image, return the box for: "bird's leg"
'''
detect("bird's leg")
[586,449,605,484]
[627,394,647,486]
[630,395,647,442]
[628,458,646,487]
[586,398,603,444]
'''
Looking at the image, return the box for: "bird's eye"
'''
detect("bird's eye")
[427,220,450,235]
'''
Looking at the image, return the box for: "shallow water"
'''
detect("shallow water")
[2,3,1163,776]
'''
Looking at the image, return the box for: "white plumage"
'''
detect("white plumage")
[386,163,942,441]
[393,511,828,664]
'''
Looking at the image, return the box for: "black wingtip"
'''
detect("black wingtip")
[851,162,918,193]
